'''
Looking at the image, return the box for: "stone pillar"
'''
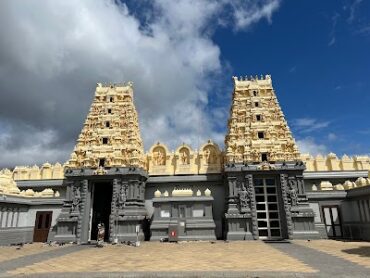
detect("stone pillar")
[110,178,120,242]
[224,169,254,240]
[112,173,148,242]
[282,174,320,239]
[53,180,80,243]
[226,177,238,214]
[280,174,293,238]
[76,179,88,243]
[246,174,258,239]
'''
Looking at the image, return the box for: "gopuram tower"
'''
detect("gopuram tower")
[55,82,148,243]
[224,75,319,240]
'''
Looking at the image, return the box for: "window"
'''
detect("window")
[109,97,113,102]
[102,137,108,144]
[255,102,259,107]
[106,121,110,128]
[107,108,112,114]
[99,158,105,167]
[256,115,261,121]
[261,153,268,161]
[253,90,258,96]
[258,131,264,139]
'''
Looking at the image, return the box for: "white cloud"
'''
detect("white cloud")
[328,12,340,47]
[296,137,328,156]
[292,118,330,133]
[229,0,281,30]
[327,133,337,141]
[348,0,363,23]
[0,0,280,167]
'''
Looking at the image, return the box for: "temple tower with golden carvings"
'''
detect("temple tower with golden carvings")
[67,82,145,169]
[224,75,318,241]
[225,75,300,164]
[55,82,148,244]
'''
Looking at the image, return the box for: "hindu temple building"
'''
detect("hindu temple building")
[1,76,369,245]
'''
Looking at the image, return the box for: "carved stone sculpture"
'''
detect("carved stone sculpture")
[238,182,250,212]
[71,185,82,213]
[180,149,189,165]
[117,184,127,209]
[287,178,298,206]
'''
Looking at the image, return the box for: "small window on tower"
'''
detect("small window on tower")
[106,122,110,128]
[256,115,261,121]
[99,158,105,167]
[255,102,259,107]
[253,90,258,96]
[110,97,114,102]
[108,108,112,114]
[102,137,108,144]
[258,132,264,139]
[261,153,268,162]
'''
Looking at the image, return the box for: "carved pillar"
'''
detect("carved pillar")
[246,174,258,239]
[280,174,293,238]
[76,179,88,243]
[110,178,120,242]
[226,176,238,214]
[296,175,305,195]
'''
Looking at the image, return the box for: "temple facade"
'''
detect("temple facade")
[1,76,370,245]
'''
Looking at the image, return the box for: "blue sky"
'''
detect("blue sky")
[210,0,370,156]
[123,0,370,156]
[0,0,369,167]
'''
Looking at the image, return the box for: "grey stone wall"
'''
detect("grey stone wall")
[341,186,370,241]
[146,175,224,239]
[150,196,216,241]
[0,197,63,245]
[0,227,33,245]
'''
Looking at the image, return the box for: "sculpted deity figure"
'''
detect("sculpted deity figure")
[204,147,213,164]
[154,148,165,166]
[238,182,250,212]
[117,185,127,208]
[71,152,78,161]
[288,178,298,206]
[180,149,189,165]
[71,186,81,213]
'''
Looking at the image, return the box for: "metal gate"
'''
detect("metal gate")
[254,178,282,239]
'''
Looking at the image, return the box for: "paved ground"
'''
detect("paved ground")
[0,240,369,277]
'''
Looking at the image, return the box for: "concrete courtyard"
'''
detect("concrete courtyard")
[0,240,369,277]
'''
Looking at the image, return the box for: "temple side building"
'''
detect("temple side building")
[1,76,370,245]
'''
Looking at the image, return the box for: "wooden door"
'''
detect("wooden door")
[322,206,342,238]
[33,211,53,242]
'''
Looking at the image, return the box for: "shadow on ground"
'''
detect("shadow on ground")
[343,246,370,258]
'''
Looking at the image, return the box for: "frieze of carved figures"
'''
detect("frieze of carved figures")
[287,177,298,207]
[71,184,82,213]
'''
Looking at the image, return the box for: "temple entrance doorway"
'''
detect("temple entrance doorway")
[90,181,113,241]
[254,178,282,240]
